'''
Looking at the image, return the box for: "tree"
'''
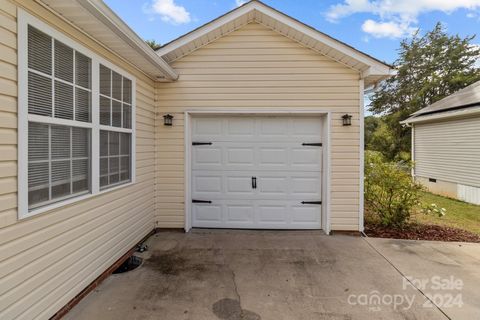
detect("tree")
[145,39,161,50]
[369,22,480,158]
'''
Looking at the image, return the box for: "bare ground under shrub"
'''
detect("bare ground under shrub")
[364,222,480,243]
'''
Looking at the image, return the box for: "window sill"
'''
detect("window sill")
[18,180,135,220]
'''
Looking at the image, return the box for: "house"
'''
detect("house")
[402,81,480,205]
[0,0,392,318]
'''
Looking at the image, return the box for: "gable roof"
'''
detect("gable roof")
[403,81,480,124]
[156,0,393,87]
[38,0,178,81]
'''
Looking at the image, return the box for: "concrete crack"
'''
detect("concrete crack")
[230,268,242,306]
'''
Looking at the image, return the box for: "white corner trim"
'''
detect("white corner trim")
[359,79,365,232]
[184,112,192,232]
[411,125,415,178]
[17,9,137,219]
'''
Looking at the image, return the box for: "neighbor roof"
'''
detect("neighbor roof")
[38,0,178,81]
[403,81,480,124]
[156,0,394,88]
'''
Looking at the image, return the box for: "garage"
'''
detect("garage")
[190,115,325,229]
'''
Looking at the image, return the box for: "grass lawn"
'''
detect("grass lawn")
[413,192,480,235]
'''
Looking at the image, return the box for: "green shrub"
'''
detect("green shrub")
[364,151,424,228]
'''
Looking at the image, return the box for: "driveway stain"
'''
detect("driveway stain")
[212,298,261,320]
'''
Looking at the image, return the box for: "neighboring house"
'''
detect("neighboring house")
[0,0,392,318]
[403,81,480,205]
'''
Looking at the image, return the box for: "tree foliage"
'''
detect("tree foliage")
[368,22,480,159]
[145,39,161,50]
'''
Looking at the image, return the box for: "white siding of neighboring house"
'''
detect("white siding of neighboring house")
[0,1,156,319]
[155,23,362,231]
[414,115,480,189]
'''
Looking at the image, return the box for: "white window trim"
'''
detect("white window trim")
[18,9,136,220]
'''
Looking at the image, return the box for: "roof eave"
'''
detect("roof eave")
[79,0,178,81]
[401,106,480,124]
[40,0,178,81]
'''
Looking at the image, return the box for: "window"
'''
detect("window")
[18,11,135,218]
[98,65,133,189]
[26,26,92,209]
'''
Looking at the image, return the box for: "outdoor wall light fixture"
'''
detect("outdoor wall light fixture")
[163,114,173,126]
[342,114,352,126]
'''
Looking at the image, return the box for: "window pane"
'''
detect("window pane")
[28,123,91,210]
[100,157,108,188]
[120,156,130,181]
[75,88,91,122]
[100,96,111,125]
[28,162,49,206]
[100,131,131,189]
[28,25,52,75]
[51,160,71,199]
[112,71,122,100]
[28,72,52,116]
[54,81,74,120]
[100,64,111,96]
[51,125,70,159]
[75,52,91,89]
[73,127,89,158]
[54,40,74,83]
[28,122,49,161]
[109,131,119,156]
[72,159,89,193]
[112,100,122,127]
[100,130,109,157]
[123,78,132,104]
[120,133,130,155]
[123,104,131,129]
[109,157,119,184]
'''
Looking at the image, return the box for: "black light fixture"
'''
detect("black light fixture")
[342,114,352,126]
[163,114,173,126]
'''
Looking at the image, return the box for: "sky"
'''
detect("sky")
[104,0,480,65]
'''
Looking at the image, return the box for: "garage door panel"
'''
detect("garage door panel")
[193,171,321,200]
[193,200,321,229]
[227,204,255,223]
[226,176,254,194]
[291,205,321,224]
[291,176,322,196]
[193,204,223,223]
[193,118,223,136]
[192,142,322,172]
[193,147,222,165]
[192,116,323,142]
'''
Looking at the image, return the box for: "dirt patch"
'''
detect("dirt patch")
[146,252,187,275]
[365,223,480,243]
[212,298,261,320]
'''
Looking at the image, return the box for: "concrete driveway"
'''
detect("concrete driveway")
[64,230,479,320]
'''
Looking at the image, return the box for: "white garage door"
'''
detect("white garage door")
[191,116,323,229]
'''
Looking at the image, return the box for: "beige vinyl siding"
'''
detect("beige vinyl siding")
[414,115,480,188]
[155,22,361,231]
[0,1,156,319]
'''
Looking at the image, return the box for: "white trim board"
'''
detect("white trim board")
[183,109,331,233]
[18,9,136,219]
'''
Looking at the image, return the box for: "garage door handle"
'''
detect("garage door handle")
[252,177,257,189]
[192,142,212,146]
[302,143,322,147]
[192,199,212,204]
[301,201,322,205]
